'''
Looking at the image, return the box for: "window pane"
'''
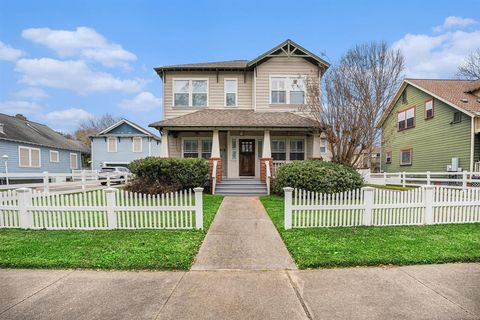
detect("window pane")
[290,152,304,160]
[19,148,29,167]
[31,149,40,167]
[290,78,305,91]
[406,117,414,128]
[425,100,433,111]
[70,154,77,169]
[174,93,189,106]
[133,138,142,152]
[192,80,207,93]
[257,140,263,158]
[320,138,327,153]
[225,80,236,92]
[406,108,414,119]
[231,139,237,160]
[174,80,189,93]
[271,91,286,104]
[202,140,212,159]
[183,140,198,157]
[290,140,304,152]
[290,91,304,104]
[401,150,411,165]
[226,93,236,106]
[272,140,286,152]
[192,93,207,106]
[272,153,286,161]
[271,77,286,90]
[398,111,405,121]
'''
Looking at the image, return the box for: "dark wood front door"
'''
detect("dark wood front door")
[239,139,255,176]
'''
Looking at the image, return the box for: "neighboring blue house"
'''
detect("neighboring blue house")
[90,119,161,170]
[0,113,88,176]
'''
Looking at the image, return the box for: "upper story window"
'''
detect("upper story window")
[425,99,434,119]
[174,79,208,107]
[320,138,327,154]
[49,150,59,163]
[132,137,142,153]
[289,140,305,160]
[398,107,415,131]
[107,137,117,152]
[270,76,305,104]
[225,79,237,107]
[70,153,78,170]
[19,146,41,168]
[453,111,462,124]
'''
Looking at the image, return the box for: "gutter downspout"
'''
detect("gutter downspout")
[471,116,475,172]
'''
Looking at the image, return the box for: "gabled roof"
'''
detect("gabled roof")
[94,118,161,139]
[149,109,320,129]
[154,39,329,75]
[377,79,480,128]
[0,113,88,153]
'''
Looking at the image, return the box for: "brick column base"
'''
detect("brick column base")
[209,157,222,184]
[260,157,273,183]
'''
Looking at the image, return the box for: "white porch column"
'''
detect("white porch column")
[312,134,321,159]
[211,129,220,158]
[262,130,271,158]
[160,129,169,157]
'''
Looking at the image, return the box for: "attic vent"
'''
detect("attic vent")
[461,98,468,103]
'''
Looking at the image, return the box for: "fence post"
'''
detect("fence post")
[284,187,293,229]
[42,171,49,194]
[462,171,468,190]
[363,187,374,226]
[383,172,387,185]
[426,171,431,185]
[402,172,406,187]
[194,187,204,230]
[81,170,86,192]
[16,188,33,229]
[424,185,434,225]
[107,174,111,187]
[104,188,117,229]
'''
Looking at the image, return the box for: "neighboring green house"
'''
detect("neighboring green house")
[377,79,480,173]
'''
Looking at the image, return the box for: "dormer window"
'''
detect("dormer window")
[173,79,208,107]
[270,76,305,104]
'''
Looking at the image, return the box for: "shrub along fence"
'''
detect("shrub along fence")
[283,186,480,229]
[0,187,204,230]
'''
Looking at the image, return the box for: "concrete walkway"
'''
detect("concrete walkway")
[192,196,296,270]
[1,264,478,319]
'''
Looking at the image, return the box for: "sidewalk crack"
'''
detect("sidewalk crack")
[0,269,76,316]
[286,271,313,320]
[154,271,186,320]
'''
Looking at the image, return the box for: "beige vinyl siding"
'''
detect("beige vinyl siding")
[163,71,253,119]
[255,57,319,112]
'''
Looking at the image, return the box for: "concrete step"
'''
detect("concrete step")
[215,190,268,196]
[216,184,267,190]
[219,179,264,185]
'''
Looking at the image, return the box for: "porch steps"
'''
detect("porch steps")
[215,178,268,196]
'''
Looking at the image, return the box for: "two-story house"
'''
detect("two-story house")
[90,119,161,170]
[149,40,331,194]
[377,79,480,173]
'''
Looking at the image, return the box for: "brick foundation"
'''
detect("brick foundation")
[209,157,222,184]
[260,157,273,183]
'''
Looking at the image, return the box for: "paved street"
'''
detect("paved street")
[1,263,478,320]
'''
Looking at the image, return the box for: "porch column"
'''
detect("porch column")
[160,129,169,158]
[209,129,222,185]
[260,130,273,183]
[312,133,322,159]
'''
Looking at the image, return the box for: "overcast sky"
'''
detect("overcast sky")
[0,0,479,133]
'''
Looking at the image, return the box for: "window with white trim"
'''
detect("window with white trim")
[289,140,305,160]
[320,138,327,154]
[201,140,212,159]
[270,76,305,104]
[182,139,212,159]
[132,137,142,153]
[19,146,41,168]
[400,149,412,166]
[225,79,237,107]
[70,153,78,169]
[425,99,434,119]
[183,140,198,158]
[272,140,286,160]
[107,137,117,152]
[174,79,208,107]
[50,150,59,163]
[398,107,415,130]
[231,139,237,160]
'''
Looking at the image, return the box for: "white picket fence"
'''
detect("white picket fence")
[283,186,480,229]
[366,171,480,189]
[0,187,204,230]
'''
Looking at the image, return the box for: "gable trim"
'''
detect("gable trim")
[96,119,159,138]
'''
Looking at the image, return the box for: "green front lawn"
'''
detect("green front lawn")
[260,195,480,269]
[0,194,223,270]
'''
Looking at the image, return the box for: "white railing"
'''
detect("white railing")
[211,160,218,195]
[283,186,480,229]
[366,171,480,189]
[272,160,291,177]
[265,160,271,195]
[0,170,128,193]
[475,162,480,173]
[0,187,204,230]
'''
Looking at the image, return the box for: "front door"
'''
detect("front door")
[239,139,255,176]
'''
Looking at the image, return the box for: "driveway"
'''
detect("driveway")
[1,263,478,320]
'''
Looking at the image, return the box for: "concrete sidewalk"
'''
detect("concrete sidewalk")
[1,263,478,320]
[191,196,296,270]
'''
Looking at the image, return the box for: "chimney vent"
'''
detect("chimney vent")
[461,98,468,103]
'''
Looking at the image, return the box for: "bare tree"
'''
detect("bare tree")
[303,41,404,166]
[458,49,480,80]
[74,113,121,147]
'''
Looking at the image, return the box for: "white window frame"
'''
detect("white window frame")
[172,78,209,107]
[224,78,238,107]
[18,146,41,168]
[49,150,59,163]
[132,137,142,153]
[320,138,327,154]
[289,139,306,160]
[70,153,78,170]
[107,137,117,153]
[181,137,213,159]
[269,75,306,105]
[400,149,412,166]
